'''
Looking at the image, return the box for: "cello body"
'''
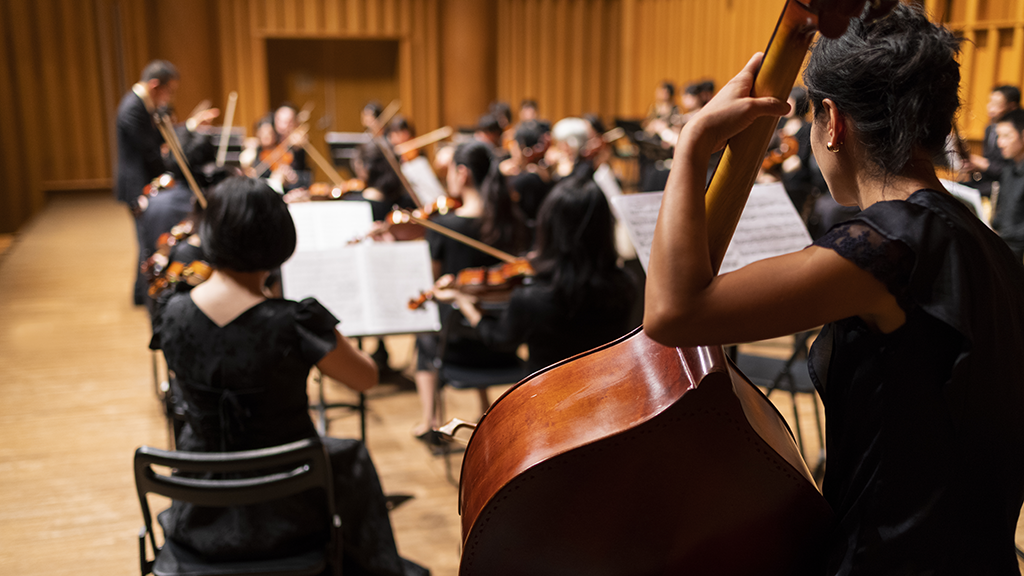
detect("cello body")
[457,328,832,576]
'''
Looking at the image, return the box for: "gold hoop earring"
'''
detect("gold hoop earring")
[826,141,841,153]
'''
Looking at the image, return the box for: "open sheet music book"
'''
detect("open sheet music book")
[282,202,441,337]
[611,182,812,274]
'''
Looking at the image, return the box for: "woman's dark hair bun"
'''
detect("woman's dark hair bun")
[199,176,297,272]
[804,3,962,176]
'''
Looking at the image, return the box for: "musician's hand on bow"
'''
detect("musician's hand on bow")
[814,0,898,38]
[680,53,791,155]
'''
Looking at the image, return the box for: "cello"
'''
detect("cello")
[450,2,894,575]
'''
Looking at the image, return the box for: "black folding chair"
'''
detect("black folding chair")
[433,307,529,484]
[134,438,341,576]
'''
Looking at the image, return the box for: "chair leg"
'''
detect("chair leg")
[476,387,490,416]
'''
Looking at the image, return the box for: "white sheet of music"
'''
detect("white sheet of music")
[401,156,446,206]
[283,201,440,337]
[611,182,812,274]
[939,179,986,224]
[282,241,441,338]
[288,201,374,250]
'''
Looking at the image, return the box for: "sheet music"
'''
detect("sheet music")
[288,201,374,251]
[594,164,624,208]
[939,179,986,224]
[610,192,662,268]
[401,156,446,206]
[283,204,440,336]
[611,182,812,274]
[719,183,812,273]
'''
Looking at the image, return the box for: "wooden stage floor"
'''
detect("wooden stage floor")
[1,192,1020,575]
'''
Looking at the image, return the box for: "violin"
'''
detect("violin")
[762,134,800,171]
[142,173,176,198]
[148,259,212,298]
[257,147,294,175]
[407,258,533,310]
[307,179,366,200]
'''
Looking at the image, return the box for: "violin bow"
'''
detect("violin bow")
[391,209,519,263]
[154,112,208,209]
[393,126,455,157]
[215,91,238,167]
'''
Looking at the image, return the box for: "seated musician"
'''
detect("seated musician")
[273,102,311,190]
[150,176,428,576]
[499,120,553,227]
[644,4,1024,573]
[386,115,416,157]
[433,169,637,374]
[412,140,528,447]
[346,142,417,222]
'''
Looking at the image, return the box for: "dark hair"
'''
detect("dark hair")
[363,100,383,116]
[684,82,701,96]
[387,114,414,137]
[531,169,633,308]
[520,99,538,111]
[997,109,1024,133]
[476,114,503,135]
[452,141,527,254]
[490,101,512,127]
[356,143,404,203]
[514,120,549,151]
[804,3,962,176]
[254,115,275,132]
[583,113,607,136]
[789,86,810,118]
[994,85,1022,108]
[200,177,296,272]
[140,60,179,85]
[660,81,676,100]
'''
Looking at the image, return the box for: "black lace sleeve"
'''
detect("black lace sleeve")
[814,220,915,309]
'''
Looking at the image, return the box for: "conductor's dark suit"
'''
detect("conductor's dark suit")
[115,90,164,209]
[116,89,165,304]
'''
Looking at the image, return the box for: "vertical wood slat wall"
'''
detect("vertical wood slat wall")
[493,0,785,123]
[932,0,1024,139]
[1,0,1022,234]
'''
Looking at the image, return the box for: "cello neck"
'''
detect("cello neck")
[704,0,818,273]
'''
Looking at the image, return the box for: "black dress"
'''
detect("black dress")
[150,294,428,576]
[809,189,1024,575]
[475,275,636,374]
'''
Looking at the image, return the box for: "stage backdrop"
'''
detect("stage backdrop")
[0,0,1017,233]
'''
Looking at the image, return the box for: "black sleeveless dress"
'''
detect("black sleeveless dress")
[810,189,1024,575]
[150,294,428,576]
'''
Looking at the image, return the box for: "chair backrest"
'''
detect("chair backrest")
[134,438,339,563]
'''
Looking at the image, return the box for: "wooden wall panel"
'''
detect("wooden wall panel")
[943,0,1024,141]
[0,0,1020,234]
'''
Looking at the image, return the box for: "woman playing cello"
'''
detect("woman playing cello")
[645,4,1024,573]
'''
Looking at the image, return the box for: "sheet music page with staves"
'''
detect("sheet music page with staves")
[611,182,812,274]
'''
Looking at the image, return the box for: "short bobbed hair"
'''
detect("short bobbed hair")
[199,177,296,272]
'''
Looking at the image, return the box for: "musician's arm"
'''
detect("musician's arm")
[643,54,899,347]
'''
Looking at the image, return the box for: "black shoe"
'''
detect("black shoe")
[415,430,446,455]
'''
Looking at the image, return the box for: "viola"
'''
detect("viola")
[407,258,533,310]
